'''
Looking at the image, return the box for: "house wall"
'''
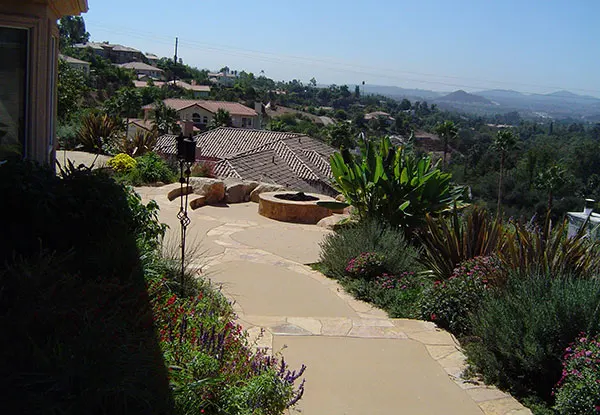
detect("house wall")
[0,1,60,165]
[177,106,213,127]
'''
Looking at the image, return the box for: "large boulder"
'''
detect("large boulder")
[167,185,193,201]
[189,196,206,210]
[189,177,225,204]
[224,179,259,204]
[250,183,285,203]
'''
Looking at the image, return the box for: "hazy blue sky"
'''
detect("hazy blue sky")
[83,0,599,96]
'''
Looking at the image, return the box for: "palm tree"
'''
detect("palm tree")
[492,129,518,214]
[152,100,181,136]
[535,164,568,213]
[434,120,458,170]
[208,109,232,129]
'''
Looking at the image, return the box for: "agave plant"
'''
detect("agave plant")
[330,135,465,234]
[499,215,600,278]
[420,206,506,280]
[77,112,121,153]
[120,130,158,157]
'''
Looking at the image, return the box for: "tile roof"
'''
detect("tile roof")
[59,54,90,65]
[119,62,163,71]
[143,99,256,116]
[365,111,394,120]
[133,80,211,92]
[154,127,337,195]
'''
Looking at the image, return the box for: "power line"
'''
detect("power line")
[88,23,600,97]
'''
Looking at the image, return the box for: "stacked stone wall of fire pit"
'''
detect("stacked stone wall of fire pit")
[258,191,338,224]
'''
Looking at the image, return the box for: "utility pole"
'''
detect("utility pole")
[173,37,178,84]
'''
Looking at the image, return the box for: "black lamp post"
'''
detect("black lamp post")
[176,133,196,294]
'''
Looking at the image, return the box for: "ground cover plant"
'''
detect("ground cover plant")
[109,151,177,186]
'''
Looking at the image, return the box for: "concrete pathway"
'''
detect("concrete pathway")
[137,184,531,415]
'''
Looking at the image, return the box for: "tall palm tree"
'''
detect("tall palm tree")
[535,164,568,214]
[493,129,518,214]
[434,120,458,169]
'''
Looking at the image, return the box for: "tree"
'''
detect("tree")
[152,101,181,136]
[208,109,232,129]
[354,85,360,99]
[103,87,142,128]
[492,129,518,213]
[327,123,355,149]
[58,16,89,49]
[434,120,458,170]
[57,59,88,121]
[535,164,568,213]
[399,99,411,111]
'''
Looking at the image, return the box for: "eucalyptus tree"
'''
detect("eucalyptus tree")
[434,120,458,170]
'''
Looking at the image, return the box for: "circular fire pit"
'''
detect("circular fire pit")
[259,191,338,224]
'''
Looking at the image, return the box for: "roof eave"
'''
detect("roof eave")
[50,0,89,17]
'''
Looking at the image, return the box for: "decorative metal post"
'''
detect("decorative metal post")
[176,133,196,295]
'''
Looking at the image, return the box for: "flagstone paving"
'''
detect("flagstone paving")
[137,183,532,415]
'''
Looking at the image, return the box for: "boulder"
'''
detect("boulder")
[167,185,193,201]
[250,183,285,203]
[189,196,206,210]
[317,214,351,230]
[224,180,259,204]
[189,177,225,204]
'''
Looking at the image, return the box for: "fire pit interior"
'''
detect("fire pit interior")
[258,191,339,224]
[274,192,319,202]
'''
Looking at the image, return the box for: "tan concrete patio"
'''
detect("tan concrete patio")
[137,183,532,415]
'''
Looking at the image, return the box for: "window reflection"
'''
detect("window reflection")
[0,27,28,159]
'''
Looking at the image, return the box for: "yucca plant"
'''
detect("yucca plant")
[120,130,158,157]
[498,215,600,278]
[77,112,121,153]
[420,206,505,280]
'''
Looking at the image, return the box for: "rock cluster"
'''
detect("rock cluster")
[186,178,285,209]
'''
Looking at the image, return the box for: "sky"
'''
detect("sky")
[83,0,600,97]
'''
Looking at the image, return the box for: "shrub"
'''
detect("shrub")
[342,272,425,318]
[120,130,158,157]
[345,252,386,279]
[420,256,498,336]
[554,333,600,415]
[319,218,421,279]
[77,112,121,153]
[466,273,600,402]
[108,152,137,172]
[120,152,176,185]
[499,217,600,278]
[420,207,505,280]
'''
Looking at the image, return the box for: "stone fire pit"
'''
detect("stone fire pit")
[258,191,339,224]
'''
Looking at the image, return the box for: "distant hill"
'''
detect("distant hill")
[476,89,526,99]
[362,85,441,100]
[435,90,494,105]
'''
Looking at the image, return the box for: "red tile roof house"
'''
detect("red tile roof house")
[0,0,88,164]
[143,99,258,130]
[155,127,338,196]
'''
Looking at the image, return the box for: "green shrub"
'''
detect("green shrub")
[345,252,386,279]
[420,256,498,336]
[466,273,600,402]
[120,152,176,185]
[553,333,600,415]
[342,272,426,318]
[108,152,137,172]
[319,218,421,279]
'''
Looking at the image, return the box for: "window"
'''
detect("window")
[203,116,208,124]
[192,112,202,124]
[0,27,28,159]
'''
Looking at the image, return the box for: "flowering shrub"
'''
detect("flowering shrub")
[374,272,418,290]
[107,152,137,172]
[420,256,498,335]
[554,334,600,414]
[149,278,305,414]
[345,252,386,279]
